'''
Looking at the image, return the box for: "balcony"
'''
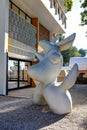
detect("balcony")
[41,0,67,30]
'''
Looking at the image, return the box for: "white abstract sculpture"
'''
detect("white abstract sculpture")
[28,33,78,114]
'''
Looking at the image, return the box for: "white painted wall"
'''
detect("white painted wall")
[0,0,9,95]
[69,57,87,70]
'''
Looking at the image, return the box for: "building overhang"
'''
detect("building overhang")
[12,0,67,34]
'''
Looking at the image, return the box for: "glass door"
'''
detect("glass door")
[19,61,31,87]
[8,58,32,90]
[8,59,18,89]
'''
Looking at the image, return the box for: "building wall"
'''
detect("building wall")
[0,0,66,95]
[0,0,9,95]
[8,2,39,89]
[39,23,50,41]
[8,1,37,59]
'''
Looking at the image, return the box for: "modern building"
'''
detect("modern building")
[0,0,67,95]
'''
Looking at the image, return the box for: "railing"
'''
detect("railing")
[49,0,67,28]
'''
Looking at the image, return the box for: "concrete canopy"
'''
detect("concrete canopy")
[12,0,66,34]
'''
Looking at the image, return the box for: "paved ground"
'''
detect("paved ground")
[8,88,34,98]
[0,84,87,130]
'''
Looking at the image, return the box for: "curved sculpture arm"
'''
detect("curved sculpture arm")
[59,63,78,92]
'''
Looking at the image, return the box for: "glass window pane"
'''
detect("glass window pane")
[8,60,18,80]
[8,59,18,89]
[19,61,31,87]
[8,82,18,89]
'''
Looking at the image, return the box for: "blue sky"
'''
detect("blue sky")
[65,0,87,50]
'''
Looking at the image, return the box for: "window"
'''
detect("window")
[8,58,32,90]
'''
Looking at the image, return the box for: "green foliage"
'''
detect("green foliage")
[61,46,80,66]
[59,34,65,41]
[81,0,87,8]
[63,0,73,11]
[80,0,87,25]
[79,48,86,57]
[80,10,87,25]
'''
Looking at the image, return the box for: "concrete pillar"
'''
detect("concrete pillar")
[0,0,9,95]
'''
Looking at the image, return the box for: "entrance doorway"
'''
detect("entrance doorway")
[8,58,32,90]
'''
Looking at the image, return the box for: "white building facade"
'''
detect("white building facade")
[0,0,67,95]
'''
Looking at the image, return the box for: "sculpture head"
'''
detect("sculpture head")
[38,33,76,63]
[28,33,76,85]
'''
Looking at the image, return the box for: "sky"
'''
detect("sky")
[65,0,87,50]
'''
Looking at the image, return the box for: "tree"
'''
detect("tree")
[61,46,80,66]
[59,34,65,41]
[79,48,86,57]
[80,0,87,25]
[63,0,73,11]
